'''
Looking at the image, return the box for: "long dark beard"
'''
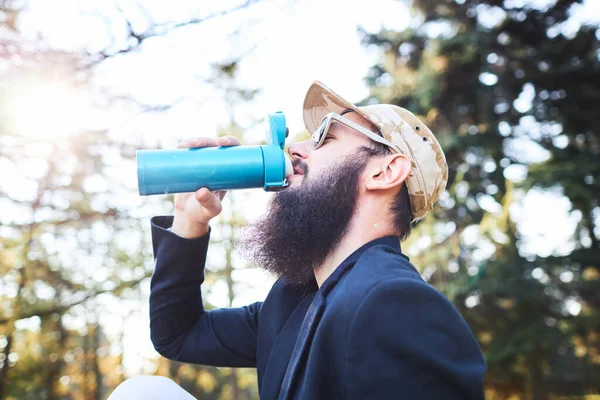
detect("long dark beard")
[239,152,370,286]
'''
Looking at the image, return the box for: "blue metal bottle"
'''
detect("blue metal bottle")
[136,112,292,196]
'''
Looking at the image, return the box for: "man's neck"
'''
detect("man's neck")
[313,217,395,287]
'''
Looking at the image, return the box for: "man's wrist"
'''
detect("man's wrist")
[171,213,210,239]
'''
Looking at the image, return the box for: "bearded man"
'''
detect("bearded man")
[109,81,486,400]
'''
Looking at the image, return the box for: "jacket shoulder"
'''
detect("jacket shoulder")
[349,243,424,287]
[325,243,424,314]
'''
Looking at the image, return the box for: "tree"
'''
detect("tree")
[0,1,272,398]
[360,0,599,398]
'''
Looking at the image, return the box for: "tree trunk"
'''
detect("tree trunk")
[0,331,13,400]
[92,324,103,400]
[0,264,26,400]
[225,216,241,400]
[528,352,547,400]
[229,368,239,400]
[47,317,67,400]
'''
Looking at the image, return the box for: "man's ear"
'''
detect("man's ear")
[365,154,412,192]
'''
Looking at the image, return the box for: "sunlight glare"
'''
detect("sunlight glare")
[13,83,89,139]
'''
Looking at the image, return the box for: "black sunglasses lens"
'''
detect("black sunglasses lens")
[319,119,328,136]
[312,118,328,148]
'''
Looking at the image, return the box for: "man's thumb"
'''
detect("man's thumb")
[195,188,222,217]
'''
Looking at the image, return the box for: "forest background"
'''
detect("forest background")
[0,0,599,399]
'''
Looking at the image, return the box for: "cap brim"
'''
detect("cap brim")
[302,81,376,134]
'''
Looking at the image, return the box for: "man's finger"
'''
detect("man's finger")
[195,188,222,216]
[177,137,221,149]
[217,136,241,147]
[212,190,227,201]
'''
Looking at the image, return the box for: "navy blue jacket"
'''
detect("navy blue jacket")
[149,216,486,399]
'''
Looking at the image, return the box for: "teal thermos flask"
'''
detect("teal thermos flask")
[136,112,293,196]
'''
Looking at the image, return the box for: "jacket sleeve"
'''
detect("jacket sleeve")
[343,277,486,400]
[149,216,261,367]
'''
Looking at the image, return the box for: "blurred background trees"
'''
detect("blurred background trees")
[0,0,598,399]
[360,0,599,398]
[0,1,271,398]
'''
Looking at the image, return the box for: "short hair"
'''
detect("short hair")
[358,143,413,242]
[341,109,413,241]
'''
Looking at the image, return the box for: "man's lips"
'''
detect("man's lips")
[293,165,305,176]
[292,159,308,176]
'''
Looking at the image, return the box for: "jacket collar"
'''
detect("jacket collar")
[319,235,403,296]
[289,236,405,298]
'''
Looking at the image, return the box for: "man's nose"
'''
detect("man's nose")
[287,139,312,161]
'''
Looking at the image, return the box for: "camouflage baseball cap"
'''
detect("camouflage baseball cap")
[302,81,448,222]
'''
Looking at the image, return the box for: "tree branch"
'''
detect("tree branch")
[83,0,261,68]
[0,276,149,325]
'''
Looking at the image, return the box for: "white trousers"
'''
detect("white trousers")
[107,376,195,400]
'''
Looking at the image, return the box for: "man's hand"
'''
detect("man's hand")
[171,136,241,238]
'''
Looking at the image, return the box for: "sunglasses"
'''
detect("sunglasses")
[311,112,401,153]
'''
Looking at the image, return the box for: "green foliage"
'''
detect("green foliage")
[0,61,158,398]
[0,2,269,398]
[361,1,600,398]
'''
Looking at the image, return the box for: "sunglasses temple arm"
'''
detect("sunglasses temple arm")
[343,118,402,154]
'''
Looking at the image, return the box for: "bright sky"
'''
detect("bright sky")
[15,0,412,140]
[6,0,599,375]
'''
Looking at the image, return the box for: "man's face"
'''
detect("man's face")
[239,112,381,286]
[287,112,381,187]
